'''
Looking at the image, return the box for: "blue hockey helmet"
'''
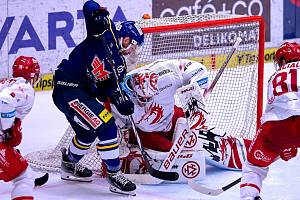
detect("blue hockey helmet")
[118,21,144,46]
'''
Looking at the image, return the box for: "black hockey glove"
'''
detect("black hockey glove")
[110,89,134,116]
[92,12,109,35]
[83,1,110,36]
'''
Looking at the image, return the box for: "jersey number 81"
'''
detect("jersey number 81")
[272,68,298,96]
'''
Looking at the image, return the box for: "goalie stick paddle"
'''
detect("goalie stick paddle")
[99,29,179,181]
[203,37,242,99]
[34,173,49,187]
[188,177,241,196]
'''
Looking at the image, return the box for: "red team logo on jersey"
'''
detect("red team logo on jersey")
[138,103,164,125]
[91,56,110,81]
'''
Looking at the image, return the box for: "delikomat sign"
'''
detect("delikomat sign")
[0,8,127,55]
[284,0,300,39]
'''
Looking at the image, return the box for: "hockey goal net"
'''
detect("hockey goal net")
[25,14,265,175]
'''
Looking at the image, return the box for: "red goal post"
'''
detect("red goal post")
[138,14,264,138]
[25,14,265,175]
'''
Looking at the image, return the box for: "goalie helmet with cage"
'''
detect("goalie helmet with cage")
[13,56,41,86]
[274,42,300,70]
[131,68,158,105]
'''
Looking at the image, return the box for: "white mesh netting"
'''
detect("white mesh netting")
[25,13,264,175]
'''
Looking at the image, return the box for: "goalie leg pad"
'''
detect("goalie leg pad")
[171,117,189,142]
[120,147,147,174]
[0,143,28,182]
[201,130,250,170]
[219,136,248,169]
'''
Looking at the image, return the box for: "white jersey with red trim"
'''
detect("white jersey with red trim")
[0,77,34,130]
[261,61,300,124]
[119,59,209,132]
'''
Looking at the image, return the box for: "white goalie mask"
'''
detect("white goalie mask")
[132,69,158,105]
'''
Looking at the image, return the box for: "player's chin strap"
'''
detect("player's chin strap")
[187,37,243,195]
[98,21,179,181]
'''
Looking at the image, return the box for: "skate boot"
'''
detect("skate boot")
[61,148,93,182]
[254,197,262,200]
[107,170,136,196]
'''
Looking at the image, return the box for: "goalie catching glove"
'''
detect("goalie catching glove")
[0,118,22,147]
[110,89,134,116]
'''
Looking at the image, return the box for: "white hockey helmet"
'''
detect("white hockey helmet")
[132,68,158,104]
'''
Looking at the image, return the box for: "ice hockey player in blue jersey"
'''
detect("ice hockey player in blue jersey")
[52,0,144,195]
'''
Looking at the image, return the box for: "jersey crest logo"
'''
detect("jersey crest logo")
[147,103,163,125]
[91,56,110,81]
[137,103,163,125]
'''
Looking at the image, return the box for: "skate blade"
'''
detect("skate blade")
[61,171,92,183]
[109,185,136,196]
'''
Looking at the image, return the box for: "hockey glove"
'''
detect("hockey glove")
[110,89,134,116]
[4,118,22,147]
[92,13,110,35]
[83,1,110,36]
[0,130,7,143]
[280,147,297,161]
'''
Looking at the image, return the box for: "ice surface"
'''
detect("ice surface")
[1,63,300,200]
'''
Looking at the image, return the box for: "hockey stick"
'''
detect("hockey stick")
[34,173,49,187]
[99,29,179,181]
[203,37,242,99]
[124,118,193,184]
[188,37,243,194]
[15,149,48,187]
[189,157,280,195]
[188,177,241,196]
[123,117,193,184]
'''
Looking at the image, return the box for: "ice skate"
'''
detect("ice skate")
[61,148,93,182]
[107,170,136,196]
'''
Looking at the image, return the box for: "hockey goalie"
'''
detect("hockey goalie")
[108,59,252,183]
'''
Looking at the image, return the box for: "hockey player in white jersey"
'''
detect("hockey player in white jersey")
[112,59,251,176]
[240,42,300,200]
[0,56,40,200]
